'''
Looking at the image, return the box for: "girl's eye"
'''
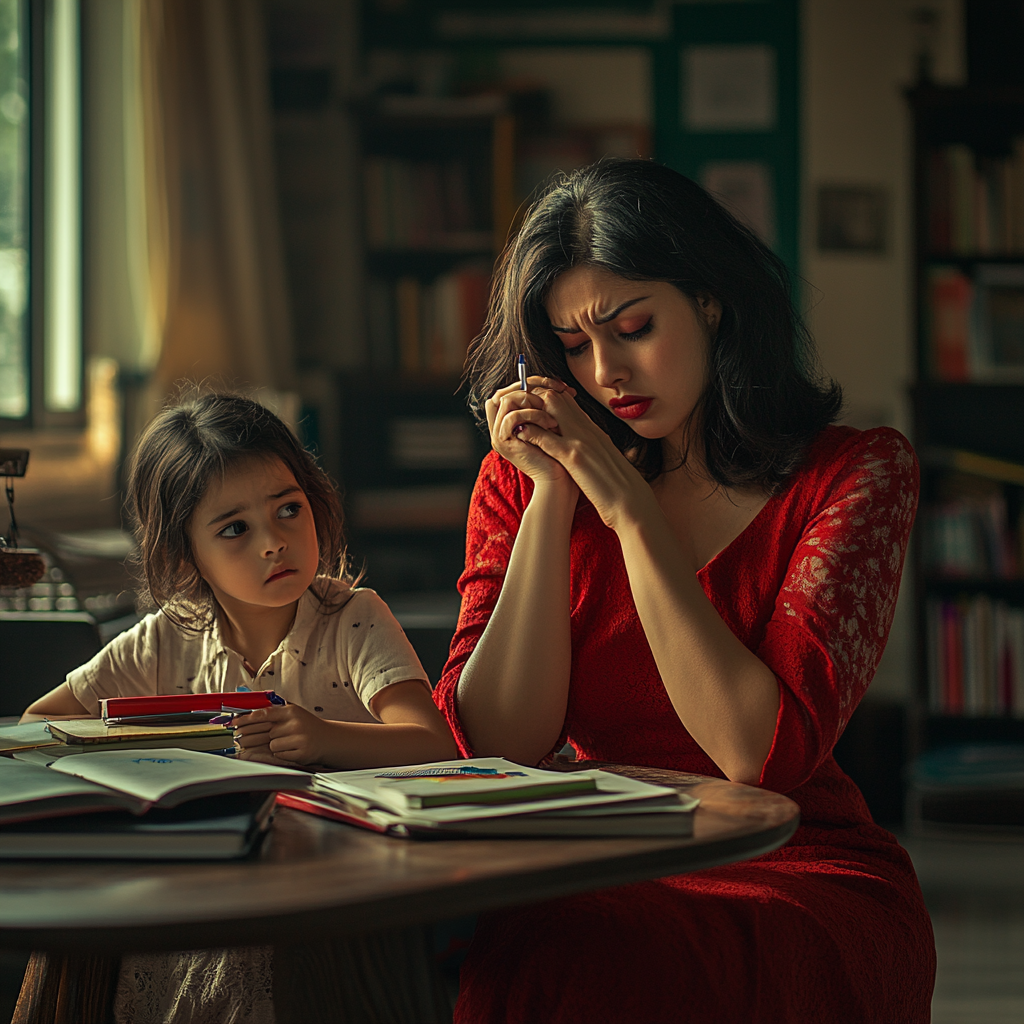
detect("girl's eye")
[619,317,653,342]
[278,502,303,519]
[219,520,247,538]
[563,339,590,359]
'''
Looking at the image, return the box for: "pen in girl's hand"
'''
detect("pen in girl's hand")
[518,353,527,391]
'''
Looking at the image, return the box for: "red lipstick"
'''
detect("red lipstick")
[608,395,653,420]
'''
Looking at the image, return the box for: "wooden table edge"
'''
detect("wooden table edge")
[0,812,799,953]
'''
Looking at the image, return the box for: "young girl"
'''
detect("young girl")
[24,389,458,1024]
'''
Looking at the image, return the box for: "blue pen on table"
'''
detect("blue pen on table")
[517,352,527,391]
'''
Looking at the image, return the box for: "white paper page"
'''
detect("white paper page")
[0,756,125,807]
[50,749,310,806]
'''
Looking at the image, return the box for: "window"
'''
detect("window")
[0,0,82,427]
[0,0,27,419]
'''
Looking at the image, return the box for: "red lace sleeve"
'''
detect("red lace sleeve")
[434,452,531,756]
[756,428,919,793]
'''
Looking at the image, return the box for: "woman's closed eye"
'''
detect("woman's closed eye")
[618,316,653,342]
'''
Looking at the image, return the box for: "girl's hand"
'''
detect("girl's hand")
[233,704,329,766]
[512,386,655,533]
[485,376,579,490]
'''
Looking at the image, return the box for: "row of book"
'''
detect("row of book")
[926,142,1024,255]
[364,156,492,251]
[927,264,1024,381]
[367,268,490,375]
[923,493,1022,580]
[925,595,1024,717]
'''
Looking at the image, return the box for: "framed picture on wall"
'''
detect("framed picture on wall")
[817,186,888,253]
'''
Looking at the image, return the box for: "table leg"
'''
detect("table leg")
[12,950,119,1024]
[273,925,453,1024]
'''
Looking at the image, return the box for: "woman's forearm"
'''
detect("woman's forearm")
[456,481,577,764]
[616,495,779,785]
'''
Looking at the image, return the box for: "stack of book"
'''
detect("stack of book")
[278,758,699,838]
[0,749,312,858]
[927,142,1024,256]
[926,595,1024,716]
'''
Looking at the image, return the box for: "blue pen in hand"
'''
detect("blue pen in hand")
[518,353,527,391]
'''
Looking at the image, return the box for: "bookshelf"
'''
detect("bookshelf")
[908,85,1024,830]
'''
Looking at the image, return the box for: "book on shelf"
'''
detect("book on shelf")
[363,156,490,251]
[927,140,1024,256]
[351,484,471,531]
[925,594,1024,717]
[927,263,1024,380]
[923,485,1022,580]
[371,267,490,375]
[0,790,276,860]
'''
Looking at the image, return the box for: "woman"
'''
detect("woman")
[434,160,935,1023]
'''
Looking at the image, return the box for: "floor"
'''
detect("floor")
[900,830,1024,1024]
[1,832,1020,1022]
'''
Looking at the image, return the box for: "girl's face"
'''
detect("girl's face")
[189,457,319,617]
[544,265,720,448]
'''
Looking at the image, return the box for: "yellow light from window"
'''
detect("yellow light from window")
[44,0,81,413]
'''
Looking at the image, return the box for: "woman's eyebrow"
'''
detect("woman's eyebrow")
[550,296,650,333]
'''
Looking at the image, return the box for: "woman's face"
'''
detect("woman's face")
[544,265,720,447]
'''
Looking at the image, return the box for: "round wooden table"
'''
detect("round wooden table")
[2,764,799,1023]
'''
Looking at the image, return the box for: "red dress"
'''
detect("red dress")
[434,425,936,1024]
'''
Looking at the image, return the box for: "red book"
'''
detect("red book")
[100,691,282,722]
[929,269,973,381]
[276,791,390,834]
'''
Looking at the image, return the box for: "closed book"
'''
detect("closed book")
[48,719,233,751]
[316,759,599,812]
[100,690,281,723]
[0,792,276,860]
[314,758,682,819]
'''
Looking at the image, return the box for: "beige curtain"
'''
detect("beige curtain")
[86,0,294,415]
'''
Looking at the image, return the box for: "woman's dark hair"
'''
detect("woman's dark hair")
[125,388,350,632]
[465,159,841,488]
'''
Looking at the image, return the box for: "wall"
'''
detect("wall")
[801,0,965,699]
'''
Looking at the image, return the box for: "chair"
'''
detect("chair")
[0,612,103,716]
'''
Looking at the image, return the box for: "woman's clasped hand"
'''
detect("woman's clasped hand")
[487,376,658,535]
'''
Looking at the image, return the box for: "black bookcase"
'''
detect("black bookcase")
[906,85,1024,830]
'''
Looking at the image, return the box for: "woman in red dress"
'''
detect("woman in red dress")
[434,160,935,1023]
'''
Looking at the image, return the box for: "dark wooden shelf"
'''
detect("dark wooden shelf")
[923,253,1024,264]
[922,576,1024,598]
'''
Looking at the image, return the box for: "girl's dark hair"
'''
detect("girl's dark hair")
[465,159,842,488]
[126,388,350,632]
